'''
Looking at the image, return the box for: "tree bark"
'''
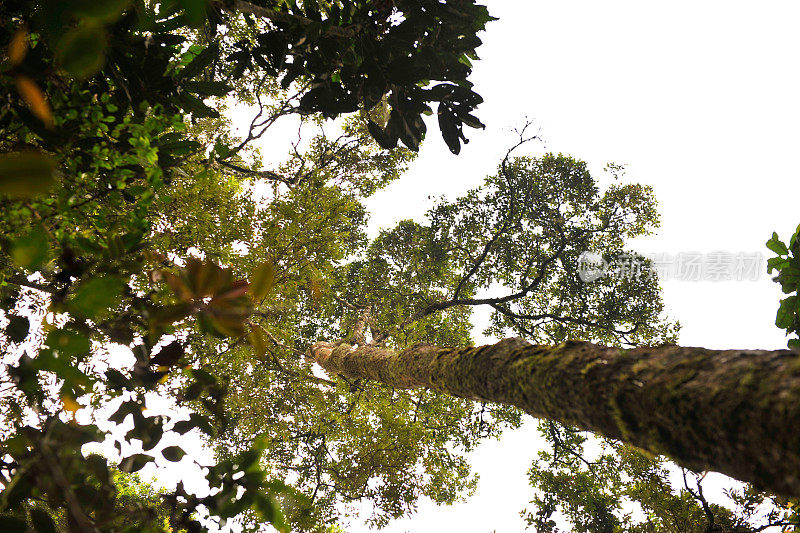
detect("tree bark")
[308,338,800,497]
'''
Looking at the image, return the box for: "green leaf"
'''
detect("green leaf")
[29,508,57,533]
[180,44,219,80]
[10,225,49,270]
[162,445,186,462]
[789,338,800,350]
[250,262,275,301]
[179,0,209,27]
[5,315,29,343]
[776,295,797,330]
[119,453,153,473]
[174,92,220,118]
[55,26,109,79]
[248,324,268,359]
[45,329,91,358]
[160,139,203,156]
[767,232,789,256]
[767,256,789,274]
[0,151,56,197]
[68,276,125,318]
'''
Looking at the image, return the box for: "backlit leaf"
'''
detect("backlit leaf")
[10,225,49,270]
[69,276,125,318]
[0,151,56,197]
[55,26,108,79]
[248,323,268,359]
[61,395,81,414]
[13,77,53,128]
[8,27,28,66]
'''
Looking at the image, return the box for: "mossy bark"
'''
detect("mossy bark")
[309,339,800,497]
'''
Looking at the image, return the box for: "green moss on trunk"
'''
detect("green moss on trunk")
[309,339,800,498]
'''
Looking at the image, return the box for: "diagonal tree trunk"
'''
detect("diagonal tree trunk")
[308,338,800,498]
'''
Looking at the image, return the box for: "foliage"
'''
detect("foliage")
[0,0,786,531]
[767,224,800,349]
[199,141,684,530]
[524,421,800,532]
[0,0,448,529]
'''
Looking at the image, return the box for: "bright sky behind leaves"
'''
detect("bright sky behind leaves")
[350,1,800,531]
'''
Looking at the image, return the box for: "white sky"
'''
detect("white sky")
[350,1,800,531]
[99,2,800,531]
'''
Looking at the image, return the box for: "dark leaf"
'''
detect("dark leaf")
[438,104,462,155]
[105,368,130,390]
[71,0,131,20]
[150,341,184,368]
[0,515,27,532]
[180,44,219,80]
[119,453,153,473]
[162,445,186,462]
[5,315,29,343]
[174,93,220,118]
[183,80,232,96]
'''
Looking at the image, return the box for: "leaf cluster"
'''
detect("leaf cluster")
[767,225,800,349]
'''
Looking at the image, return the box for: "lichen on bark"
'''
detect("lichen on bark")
[309,338,800,498]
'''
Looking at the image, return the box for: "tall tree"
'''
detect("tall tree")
[307,338,800,497]
[203,142,682,530]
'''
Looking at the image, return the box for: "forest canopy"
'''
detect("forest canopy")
[1,1,799,532]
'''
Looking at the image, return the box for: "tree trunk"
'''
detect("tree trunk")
[308,338,800,497]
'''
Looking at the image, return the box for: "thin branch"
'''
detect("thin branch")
[683,469,715,533]
[215,160,294,185]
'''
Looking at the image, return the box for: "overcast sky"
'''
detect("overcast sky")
[347,1,800,531]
